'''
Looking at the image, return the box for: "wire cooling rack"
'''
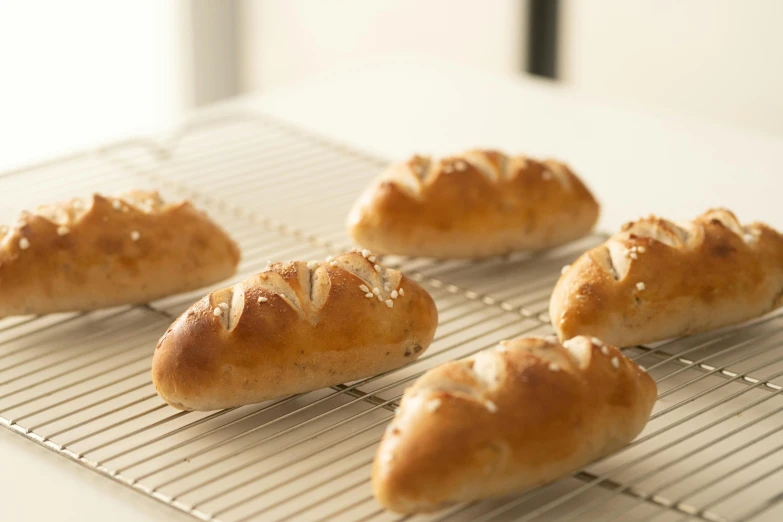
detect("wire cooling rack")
[1,108,783,522]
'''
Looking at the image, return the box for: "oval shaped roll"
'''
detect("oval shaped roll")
[0,191,239,317]
[550,209,783,347]
[348,150,600,259]
[152,251,439,411]
[372,336,656,514]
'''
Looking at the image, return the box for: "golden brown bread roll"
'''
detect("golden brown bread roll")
[0,191,239,317]
[372,335,656,513]
[152,251,439,411]
[348,150,600,258]
[550,209,783,347]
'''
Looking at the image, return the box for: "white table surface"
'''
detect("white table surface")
[2,58,783,521]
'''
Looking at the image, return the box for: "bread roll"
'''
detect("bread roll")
[348,150,599,258]
[372,336,655,513]
[152,251,439,411]
[0,191,239,317]
[550,209,783,347]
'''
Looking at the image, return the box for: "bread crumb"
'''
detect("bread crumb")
[374,264,382,272]
[391,290,399,299]
[213,307,223,317]
[629,252,638,260]
[637,246,647,253]
[218,303,229,310]
[130,230,140,241]
[601,346,610,355]
[611,357,620,369]
[399,288,405,296]
[359,284,369,293]
[258,296,268,303]
[112,200,122,210]
[368,255,377,263]
[325,255,334,262]
[590,337,603,346]
[636,282,646,291]
[365,292,373,298]
[385,299,394,308]
[307,260,319,270]
[561,264,570,275]
[485,400,498,413]
[57,226,70,236]
[18,237,30,250]
[361,249,371,258]
[372,287,380,295]
[377,295,383,302]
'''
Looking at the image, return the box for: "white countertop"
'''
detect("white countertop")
[3,58,783,521]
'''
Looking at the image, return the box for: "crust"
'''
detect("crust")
[550,209,783,347]
[372,336,656,513]
[152,251,439,411]
[0,191,240,317]
[348,150,600,258]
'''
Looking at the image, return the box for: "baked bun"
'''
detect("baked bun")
[551,209,783,347]
[152,251,439,411]
[372,335,655,513]
[348,150,599,258]
[0,191,239,317]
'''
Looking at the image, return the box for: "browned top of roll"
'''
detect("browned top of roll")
[372,336,656,513]
[152,250,439,411]
[0,191,240,316]
[550,209,783,347]
[348,150,599,258]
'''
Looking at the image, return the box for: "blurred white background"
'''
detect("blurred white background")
[239,0,525,90]
[0,2,182,171]
[560,0,783,136]
[0,0,781,172]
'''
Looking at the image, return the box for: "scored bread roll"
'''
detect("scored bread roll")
[550,209,783,347]
[372,336,656,513]
[0,191,239,317]
[152,251,439,411]
[348,150,599,259]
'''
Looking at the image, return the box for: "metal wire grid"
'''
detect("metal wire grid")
[1,110,783,522]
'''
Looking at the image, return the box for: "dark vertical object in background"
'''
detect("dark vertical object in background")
[527,0,559,79]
